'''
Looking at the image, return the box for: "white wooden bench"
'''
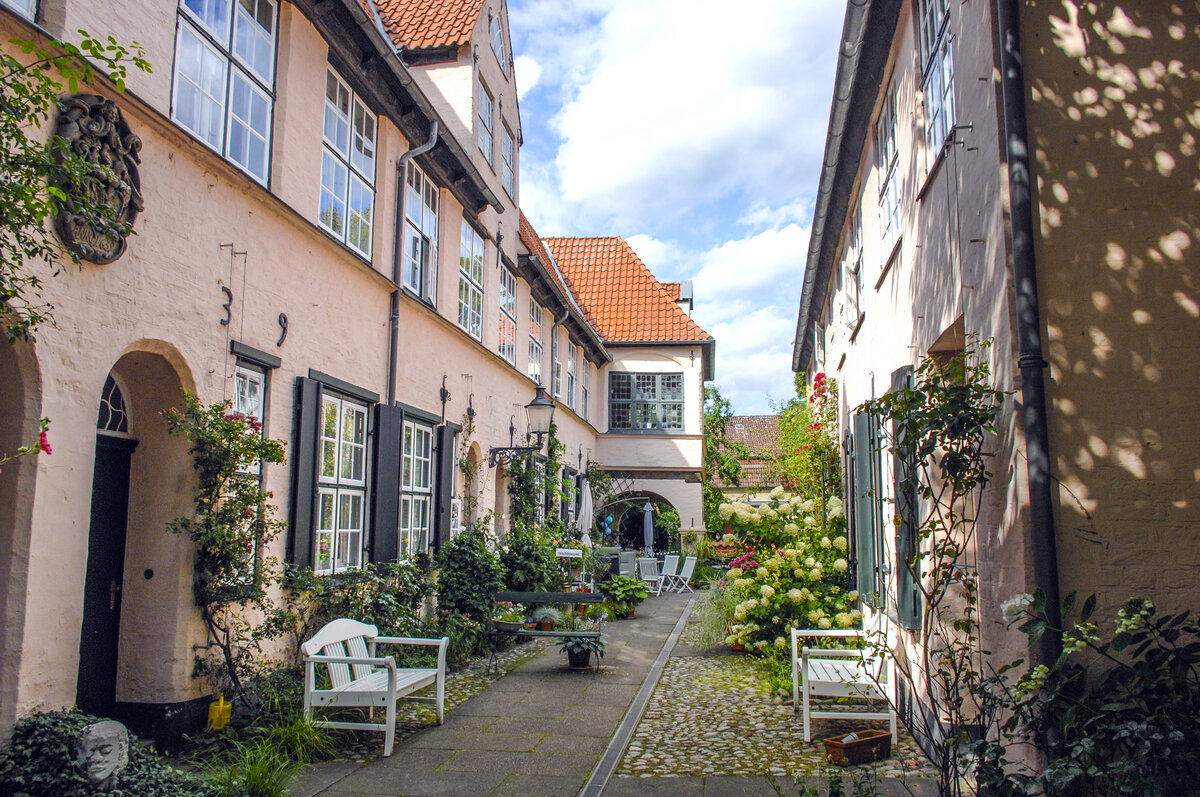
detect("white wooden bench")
[302,618,448,756]
[790,627,897,743]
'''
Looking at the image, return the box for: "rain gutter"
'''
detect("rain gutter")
[994,0,1062,663]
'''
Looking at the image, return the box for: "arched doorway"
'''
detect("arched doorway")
[77,344,196,726]
[604,491,679,554]
[76,375,137,715]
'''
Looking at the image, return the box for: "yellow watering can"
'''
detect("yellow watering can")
[206,693,231,731]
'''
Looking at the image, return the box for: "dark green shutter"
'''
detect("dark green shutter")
[891,366,921,629]
[432,424,457,555]
[288,377,322,568]
[371,403,403,563]
[852,410,878,602]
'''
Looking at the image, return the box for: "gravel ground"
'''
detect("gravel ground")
[615,608,939,781]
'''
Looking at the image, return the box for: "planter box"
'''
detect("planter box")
[821,729,892,766]
[493,621,522,633]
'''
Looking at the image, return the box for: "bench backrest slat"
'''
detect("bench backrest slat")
[324,640,352,689]
[346,635,375,681]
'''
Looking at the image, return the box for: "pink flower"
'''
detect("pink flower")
[38,431,51,455]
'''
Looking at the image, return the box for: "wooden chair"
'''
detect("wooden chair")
[636,557,662,593]
[302,618,448,756]
[790,627,896,743]
[655,554,680,595]
[662,555,697,593]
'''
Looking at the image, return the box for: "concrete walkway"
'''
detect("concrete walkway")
[291,592,938,796]
[292,592,692,796]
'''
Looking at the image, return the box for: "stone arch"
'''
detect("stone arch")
[83,342,206,727]
[0,340,42,731]
[605,490,679,553]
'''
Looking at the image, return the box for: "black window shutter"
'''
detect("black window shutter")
[288,377,322,569]
[432,425,457,555]
[370,403,403,563]
[891,366,921,629]
[851,410,878,602]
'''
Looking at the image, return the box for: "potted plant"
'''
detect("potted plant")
[493,603,525,633]
[558,635,605,669]
[601,574,648,618]
[531,606,561,631]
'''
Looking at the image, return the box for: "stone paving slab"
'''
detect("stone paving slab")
[492,773,588,797]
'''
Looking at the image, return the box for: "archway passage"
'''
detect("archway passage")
[603,491,678,554]
[77,376,137,716]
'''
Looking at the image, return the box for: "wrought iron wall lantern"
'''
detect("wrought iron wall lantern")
[489,386,555,467]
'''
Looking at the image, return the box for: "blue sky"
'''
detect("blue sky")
[506,0,848,414]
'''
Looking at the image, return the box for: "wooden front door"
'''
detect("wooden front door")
[76,434,138,716]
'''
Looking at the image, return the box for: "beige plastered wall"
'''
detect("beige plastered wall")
[1020,2,1200,620]
[815,3,1035,687]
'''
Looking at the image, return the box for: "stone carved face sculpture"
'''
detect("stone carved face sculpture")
[74,720,129,790]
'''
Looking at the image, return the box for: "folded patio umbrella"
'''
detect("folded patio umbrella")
[576,478,594,547]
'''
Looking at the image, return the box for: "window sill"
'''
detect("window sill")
[875,238,902,291]
[848,313,865,343]
[916,137,951,202]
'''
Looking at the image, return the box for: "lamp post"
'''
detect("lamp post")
[489,385,556,467]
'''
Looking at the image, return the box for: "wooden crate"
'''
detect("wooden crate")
[821,729,892,766]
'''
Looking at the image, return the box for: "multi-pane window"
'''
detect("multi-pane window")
[501,126,515,196]
[528,300,543,384]
[173,0,276,183]
[404,162,438,302]
[877,84,901,254]
[316,394,367,574]
[319,68,376,256]
[489,13,505,71]
[233,364,266,475]
[581,361,590,421]
[552,331,562,398]
[566,346,577,411]
[844,208,863,329]
[609,373,685,432]
[499,267,517,364]
[919,0,955,160]
[400,420,433,560]
[458,221,485,339]
[477,81,494,166]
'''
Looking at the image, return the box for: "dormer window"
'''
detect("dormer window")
[489,13,505,72]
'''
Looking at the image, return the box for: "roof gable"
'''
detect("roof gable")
[543,237,712,344]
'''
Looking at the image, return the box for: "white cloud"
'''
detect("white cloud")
[513,55,543,100]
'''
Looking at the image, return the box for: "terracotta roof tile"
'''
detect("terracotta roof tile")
[727,415,782,456]
[367,0,484,50]
[662,282,681,301]
[542,237,712,344]
[518,212,571,301]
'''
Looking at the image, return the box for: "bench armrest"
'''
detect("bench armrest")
[791,629,864,639]
[304,654,395,670]
[801,647,871,657]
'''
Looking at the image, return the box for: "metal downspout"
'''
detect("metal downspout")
[995,0,1062,663]
[387,121,439,405]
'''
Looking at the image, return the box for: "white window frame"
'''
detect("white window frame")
[501,125,515,197]
[173,0,276,184]
[499,267,517,364]
[1,0,36,19]
[233,364,266,476]
[919,0,955,162]
[566,345,577,411]
[319,68,376,257]
[877,84,900,254]
[489,13,505,71]
[581,360,590,421]
[458,221,485,340]
[315,393,368,575]
[528,300,543,384]
[477,80,494,166]
[552,330,562,398]
[404,162,439,302]
[843,208,863,329]
[400,419,434,560]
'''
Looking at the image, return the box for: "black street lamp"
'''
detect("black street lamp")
[489,385,556,467]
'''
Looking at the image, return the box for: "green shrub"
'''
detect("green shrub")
[499,524,562,592]
[601,574,648,617]
[437,525,504,622]
[0,710,212,797]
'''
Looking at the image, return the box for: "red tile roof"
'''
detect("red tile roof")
[727,415,782,456]
[542,237,712,344]
[519,212,572,302]
[367,0,484,50]
[662,282,681,301]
